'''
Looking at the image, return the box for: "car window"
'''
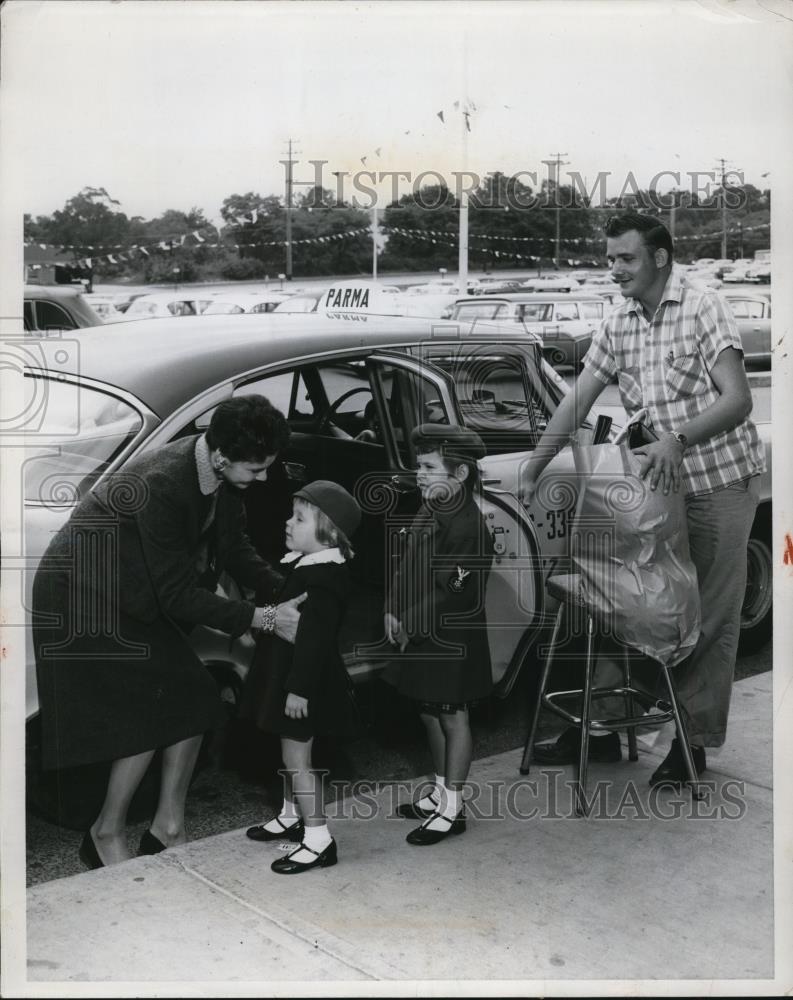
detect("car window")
[426,345,550,451]
[23,376,144,502]
[553,302,579,321]
[32,300,77,331]
[518,303,553,322]
[727,299,764,320]
[453,302,509,321]
[250,302,279,313]
[579,301,604,319]
[24,301,34,331]
[168,300,197,316]
[231,369,313,420]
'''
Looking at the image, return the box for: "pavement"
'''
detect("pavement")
[23,672,777,989]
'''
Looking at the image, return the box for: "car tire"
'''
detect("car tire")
[739,510,772,654]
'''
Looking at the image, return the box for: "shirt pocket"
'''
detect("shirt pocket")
[616,367,644,410]
[665,353,710,397]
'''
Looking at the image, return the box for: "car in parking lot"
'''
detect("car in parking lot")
[447,291,608,369]
[723,291,772,367]
[123,291,217,319]
[24,285,104,332]
[21,311,771,739]
[202,291,291,315]
[519,275,579,293]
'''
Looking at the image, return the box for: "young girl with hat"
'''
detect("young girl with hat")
[385,424,495,846]
[242,480,361,874]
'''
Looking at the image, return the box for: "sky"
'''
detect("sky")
[2,0,792,223]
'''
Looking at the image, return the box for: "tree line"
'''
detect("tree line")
[24,174,770,283]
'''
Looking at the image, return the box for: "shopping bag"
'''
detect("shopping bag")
[570,440,700,667]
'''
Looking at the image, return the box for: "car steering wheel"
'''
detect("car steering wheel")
[317,387,374,436]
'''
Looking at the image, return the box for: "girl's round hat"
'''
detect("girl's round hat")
[293,480,362,538]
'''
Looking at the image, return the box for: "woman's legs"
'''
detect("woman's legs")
[91,749,157,865]
[149,733,204,846]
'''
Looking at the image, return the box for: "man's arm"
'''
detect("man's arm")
[520,367,608,502]
[635,346,752,494]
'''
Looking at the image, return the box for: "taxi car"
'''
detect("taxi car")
[18,310,771,827]
[447,292,607,369]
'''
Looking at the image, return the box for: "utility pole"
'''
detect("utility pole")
[548,152,569,270]
[714,157,738,259]
[283,138,300,281]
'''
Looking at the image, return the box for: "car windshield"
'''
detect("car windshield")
[23,376,144,503]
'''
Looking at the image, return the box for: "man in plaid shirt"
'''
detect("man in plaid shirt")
[521,211,765,783]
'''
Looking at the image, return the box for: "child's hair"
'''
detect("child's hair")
[294,497,355,560]
[414,441,481,497]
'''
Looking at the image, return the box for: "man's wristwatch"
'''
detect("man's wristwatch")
[671,431,688,451]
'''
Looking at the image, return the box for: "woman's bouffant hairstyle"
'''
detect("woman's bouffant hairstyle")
[295,498,355,560]
[206,395,290,462]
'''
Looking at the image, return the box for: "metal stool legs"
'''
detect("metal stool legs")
[621,646,639,763]
[658,660,705,799]
[520,602,564,775]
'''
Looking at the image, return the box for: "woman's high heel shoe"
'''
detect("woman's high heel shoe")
[79,830,105,870]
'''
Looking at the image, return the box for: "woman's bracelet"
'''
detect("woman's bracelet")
[253,604,278,635]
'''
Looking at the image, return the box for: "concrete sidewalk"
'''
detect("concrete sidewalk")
[26,673,774,985]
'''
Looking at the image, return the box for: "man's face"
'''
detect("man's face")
[607,230,664,301]
[221,453,277,490]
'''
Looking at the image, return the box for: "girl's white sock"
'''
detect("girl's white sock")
[260,800,299,834]
[302,823,332,853]
[415,774,444,812]
[280,799,299,821]
[440,786,462,820]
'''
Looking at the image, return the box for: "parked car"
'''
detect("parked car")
[447,292,608,369]
[723,292,772,367]
[123,291,217,319]
[82,294,126,323]
[23,285,104,332]
[21,311,771,726]
[721,259,753,284]
[202,292,291,315]
[273,282,457,319]
[519,275,579,293]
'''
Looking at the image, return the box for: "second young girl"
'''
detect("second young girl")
[242,480,361,874]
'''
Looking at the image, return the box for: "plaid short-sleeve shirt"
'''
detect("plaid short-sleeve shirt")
[583,265,765,497]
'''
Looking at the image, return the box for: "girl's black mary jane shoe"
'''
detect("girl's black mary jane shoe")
[271,839,337,874]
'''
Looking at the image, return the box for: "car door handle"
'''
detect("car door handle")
[284,462,308,483]
[482,477,502,487]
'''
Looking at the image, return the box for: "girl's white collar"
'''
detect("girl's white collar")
[281,547,346,566]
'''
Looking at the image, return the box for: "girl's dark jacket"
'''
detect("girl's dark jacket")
[385,493,494,704]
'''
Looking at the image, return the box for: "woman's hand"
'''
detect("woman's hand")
[275,593,308,643]
[633,434,685,495]
[384,612,408,652]
[285,693,309,719]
